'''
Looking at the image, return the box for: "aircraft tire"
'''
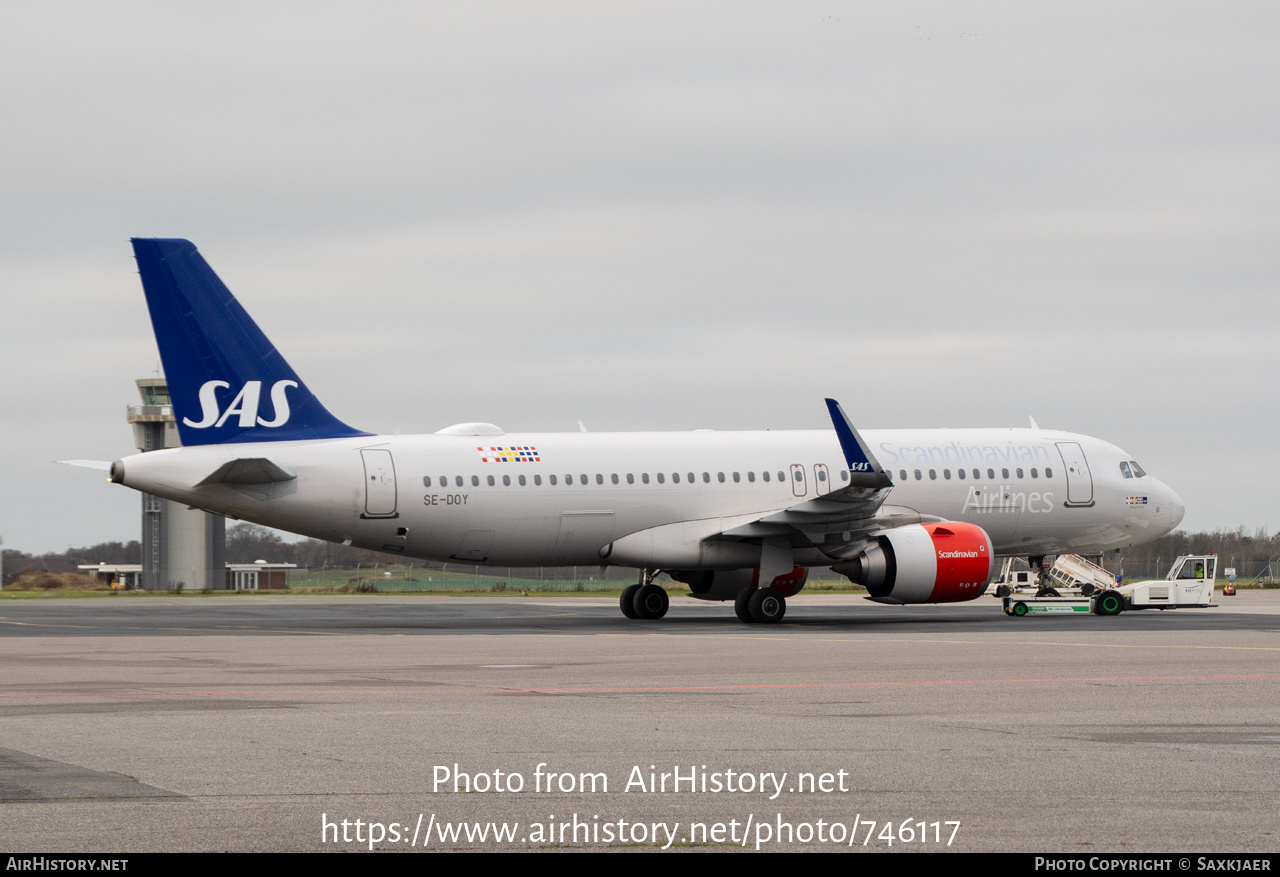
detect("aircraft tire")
[995,585,1011,597]
[620,584,641,619]
[1095,590,1124,617]
[748,587,786,624]
[634,584,669,620]
[734,588,755,623]
[1012,601,1029,617]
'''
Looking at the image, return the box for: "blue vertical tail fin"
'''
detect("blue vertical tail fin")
[131,238,370,445]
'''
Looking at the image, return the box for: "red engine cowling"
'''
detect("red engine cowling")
[672,567,809,601]
[832,522,996,604]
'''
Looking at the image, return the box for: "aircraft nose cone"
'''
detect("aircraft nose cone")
[1164,484,1185,530]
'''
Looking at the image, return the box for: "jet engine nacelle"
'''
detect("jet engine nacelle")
[832,522,996,604]
[672,566,809,601]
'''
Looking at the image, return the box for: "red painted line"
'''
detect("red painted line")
[1,673,1277,699]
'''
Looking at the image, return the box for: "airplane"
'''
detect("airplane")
[92,238,1186,623]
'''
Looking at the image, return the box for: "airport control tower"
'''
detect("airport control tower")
[128,378,225,590]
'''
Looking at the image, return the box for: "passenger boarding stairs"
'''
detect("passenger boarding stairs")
[1047,554,1119,594]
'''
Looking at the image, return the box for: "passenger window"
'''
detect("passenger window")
[487,475,495,486]
[423,476,432,487]
[582,474,589,484]
[627,473,634,484]
[929,469,937,480]
[732,472,740,483]
[944,469,951,480]
[1016,468,1024,479]
[987,469,994,480]
[472,475,481,487]
[455,476,464,487]
[748,471,756,482]
[1030,468,1038,478]
[549,474,556,485]
[704,472,711,483]
[689,472,696,483]
[840,470,849,481]
[778,471,785,482]
[1001,468,1009,479]
[958,469,965,480]
[817,469,827,482]
[657,473,665,484]
[519,474,526,486]
[762,471,770,482]
[718,472,726,483]
[611,474,619,484]
[915,469,922,480]
[502,475,510,486]
[534,474,542,485]
[672,473,680,484]
[642,473,650,484]
[1045,468,1052,478]
[596,474,604,485]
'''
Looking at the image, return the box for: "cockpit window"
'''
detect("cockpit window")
[1130,461,1146,477]
[1119,461,1133,479]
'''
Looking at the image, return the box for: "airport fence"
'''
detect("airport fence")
[284,564,855,592]
[284,558,1278,593]
[1115,558,1276,583]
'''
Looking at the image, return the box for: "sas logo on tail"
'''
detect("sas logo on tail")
[183,380,299,429]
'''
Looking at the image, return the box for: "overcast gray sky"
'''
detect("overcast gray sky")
[3,2,1276,554]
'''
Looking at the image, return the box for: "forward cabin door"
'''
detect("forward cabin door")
[1056,442,1094,506]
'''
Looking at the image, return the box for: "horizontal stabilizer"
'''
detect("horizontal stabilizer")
[195,458,297,486]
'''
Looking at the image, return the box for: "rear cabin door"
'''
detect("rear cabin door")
[361,449,398,517]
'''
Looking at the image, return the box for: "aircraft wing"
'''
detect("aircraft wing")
[714,399,937,564]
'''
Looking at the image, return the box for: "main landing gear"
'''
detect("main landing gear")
[734,587,786,624]
[620,569,669,620]
[618,572,788,624]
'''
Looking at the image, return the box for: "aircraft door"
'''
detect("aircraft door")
[454,530,494,562]
[1055,442,1094,506]
[790,464,807,497]
[555,512,616,563]
[812,463,830,496]
[361,448,398,517]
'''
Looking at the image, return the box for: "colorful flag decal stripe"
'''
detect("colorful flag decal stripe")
[478,446,541,463]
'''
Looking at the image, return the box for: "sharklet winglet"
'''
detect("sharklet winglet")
[824,398,893,489]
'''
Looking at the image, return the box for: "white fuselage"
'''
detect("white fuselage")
[114,426,1184,569]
